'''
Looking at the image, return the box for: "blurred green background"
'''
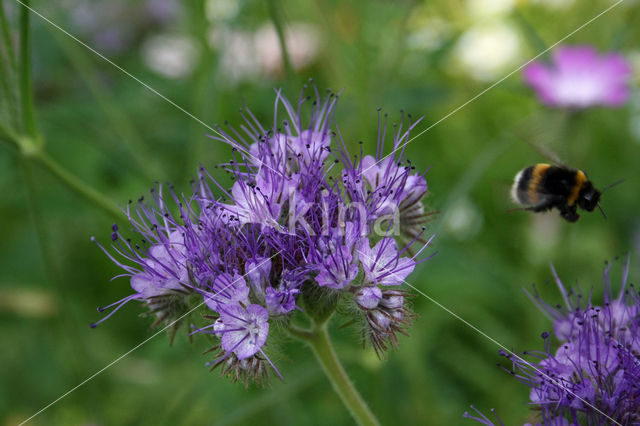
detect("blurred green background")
[2,0,640,424]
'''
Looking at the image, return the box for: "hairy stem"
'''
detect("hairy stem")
[33,150,122,220]
[292,320,380,426]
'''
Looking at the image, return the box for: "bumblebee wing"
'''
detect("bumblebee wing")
[515,115,569,167]
[527,140,566,167]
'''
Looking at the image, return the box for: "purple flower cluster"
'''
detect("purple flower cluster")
[466,257,640,425]
[515,258,640,425]
[94,86,434,385]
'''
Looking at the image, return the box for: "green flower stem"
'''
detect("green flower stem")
[4,131,122,221]
[32,150,122,220]
[18,0,38,139]
[287,324,316,341]
[266,0,296,83]
[0,2,16,70]
[2,98,122,222]
[0,2,17,125]
[290,322,381,426]
[7,2,122,221]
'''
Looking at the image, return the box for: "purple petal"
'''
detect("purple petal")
[356,286,383,309]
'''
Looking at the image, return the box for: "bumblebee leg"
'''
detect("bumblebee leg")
[527,202,555,213]
[559,205,579,222]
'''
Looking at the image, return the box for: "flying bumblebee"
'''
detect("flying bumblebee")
[511,163,621,222]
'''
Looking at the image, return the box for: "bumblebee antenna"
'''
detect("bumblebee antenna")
[597,203,607,220]
[601,179,625,193]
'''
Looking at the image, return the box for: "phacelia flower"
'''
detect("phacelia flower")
[342,111,435,244]
[524,45,632,108]
[469,256,640,425]
[94,85,435,386]
[91,186,199,338]
[359,238,416,286]
[214,304,270,360]
[315,243,359,290]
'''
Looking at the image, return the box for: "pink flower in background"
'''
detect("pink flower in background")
[524,45,632,108]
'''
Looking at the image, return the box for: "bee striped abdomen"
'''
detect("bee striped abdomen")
[511,164,551,206]
[527,164,551,204]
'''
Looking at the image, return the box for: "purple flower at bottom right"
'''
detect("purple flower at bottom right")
[466,255,640,425]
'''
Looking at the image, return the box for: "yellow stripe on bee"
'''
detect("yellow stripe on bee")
[527,164,551,204]
[568,170,587,205]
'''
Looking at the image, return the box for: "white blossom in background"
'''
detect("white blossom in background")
[465,0,515,19]
[254,23,320,76]
[405,4,452,52]
[406,16,451,52]
[141,34,198,79]
[208,28,259,84]
[528,0,575,9]
[442,197,483,240]
[209,22,321,85]
[205,0,240,22]
[451,21,523,82]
